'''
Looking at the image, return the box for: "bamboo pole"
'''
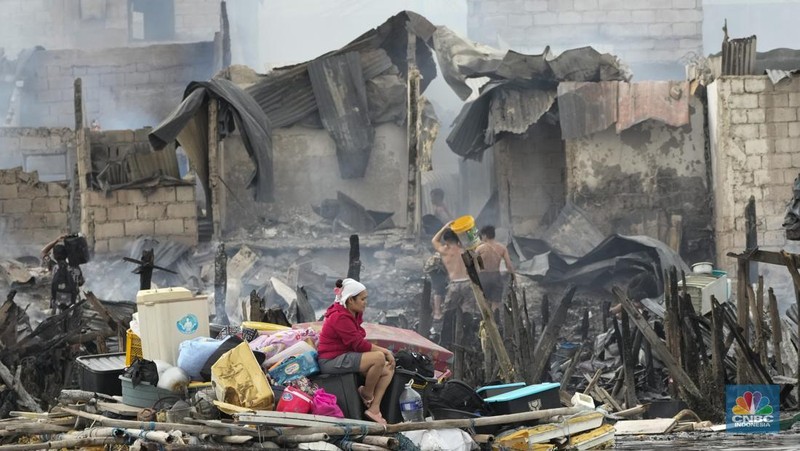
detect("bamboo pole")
[0,438,120,450]
[275,433,330,444]
[361,436,399,450]
[338,440,390,451]
[58,407,255,437]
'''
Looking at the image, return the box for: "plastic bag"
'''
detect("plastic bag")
[311,388,343,418]
[177,337,223,380]
[211,342,274,410]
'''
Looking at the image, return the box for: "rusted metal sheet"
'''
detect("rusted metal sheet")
[308,52,374,179]
[487,86,556,136]
[557,82,618,140]
[722,35,757,76]
[616,81,690,132]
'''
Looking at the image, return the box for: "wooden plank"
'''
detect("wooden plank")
[613,418,677,435]
[727,249,800,267]
[736,259,750,384]
[96,401,143,417]
[715,298,773,385]
[0,360,41,412]
[567,424,616,450]
[779,250,800,393]
[495,412,604,448]
[613,287,703,400]
[237,411,375,428]
[711,296,727,391]
[620,311,639,409]
[530,287,576,383]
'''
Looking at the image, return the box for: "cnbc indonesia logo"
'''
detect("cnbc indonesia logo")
[731,390,774,428]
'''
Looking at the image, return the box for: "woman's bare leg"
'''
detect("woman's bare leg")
[367,362,394,415]
[359,351,387,398]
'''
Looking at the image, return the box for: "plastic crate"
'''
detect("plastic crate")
[125,329,143,366]
[76,353,125,396]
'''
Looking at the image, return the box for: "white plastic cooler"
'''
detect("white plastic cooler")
[136,287,209,365]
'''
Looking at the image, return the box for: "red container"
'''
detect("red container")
[276,386,312,414]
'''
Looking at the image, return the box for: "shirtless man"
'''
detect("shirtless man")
[432,222,475,348]
[476,225,515,312]
[430,189,453,225]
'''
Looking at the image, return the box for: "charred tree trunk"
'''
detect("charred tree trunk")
[214,243,229,325]
[347,234,361,281]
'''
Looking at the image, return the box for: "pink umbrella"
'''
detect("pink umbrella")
[294,322,453,372]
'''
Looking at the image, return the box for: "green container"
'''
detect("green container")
[119,375,178,408]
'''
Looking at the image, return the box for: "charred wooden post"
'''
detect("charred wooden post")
[780,250,800,393]
[613,287,704,402]
[580,309,590,342]
[249,290,262,322]
[682,292,708,370]
[506,284,523,374]
[347,234,361,281]
[208,98,222,239]
[530,286,576,383]
[560,343,584,392]
[736,258,750,384]
[541,294,550,327]
[664,268,682,396]
[602,301,610,331]
[620,310,639,409]
[753,276,768,367]
[745,195,759,282]
[462,251,515,382]
[405,31,421,238]
[710,295,727,391]
[214,243,229,325]
[418,278,432,337]
[768,288,784,375]
[715,297,773,386]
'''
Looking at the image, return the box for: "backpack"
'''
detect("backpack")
[427,379,488,414]
[51,261,80,308]
[394,350,435,378]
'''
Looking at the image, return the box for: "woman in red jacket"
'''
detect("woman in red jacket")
[317,278,395,424]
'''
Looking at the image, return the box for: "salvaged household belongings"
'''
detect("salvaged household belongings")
[211,342,274,410]
[268,350,320,385]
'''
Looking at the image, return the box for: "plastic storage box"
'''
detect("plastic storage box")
[476,382,526,399]
[120,375,177,408]
[268,350,319,385]
[76,353,126,396]
[136,287,209,365]
[483,382,561,417]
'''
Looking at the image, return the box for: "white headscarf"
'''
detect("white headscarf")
[334,278,367,306]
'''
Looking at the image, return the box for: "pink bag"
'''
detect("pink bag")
[311,388,344,418]
[276,386,313,414]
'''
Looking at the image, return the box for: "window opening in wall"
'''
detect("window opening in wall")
[128,0,175,42]
[80,0,107,21]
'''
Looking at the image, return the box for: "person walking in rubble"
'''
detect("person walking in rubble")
[431,221,477,350]
[317,278,395,424]
[42,234,85,313]
[476,225,515,314]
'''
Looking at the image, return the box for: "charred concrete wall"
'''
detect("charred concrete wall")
[84,185,198,254]
[219,124,409,233]
[0,127,76,182]
[495,123,566,236]
[467,0,703,79]
[565,96,712,263]
[710,75,800,302]
[81,129,198,253]
[21,42,214,129]
[0,0,220,55]
[0,167,70,248]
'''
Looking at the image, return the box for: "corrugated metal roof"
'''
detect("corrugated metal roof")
[308,52,374,179]
[557,82,619,140]
[487,87,556,136]
[722,35,757,76]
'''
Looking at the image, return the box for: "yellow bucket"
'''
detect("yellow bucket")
[450,215,481,250]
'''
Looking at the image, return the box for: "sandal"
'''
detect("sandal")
[357,386,373,408]
[364,409,387,425]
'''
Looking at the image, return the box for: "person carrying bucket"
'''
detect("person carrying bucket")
[431,218,479,350]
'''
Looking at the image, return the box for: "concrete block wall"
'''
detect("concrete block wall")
[85,185,198,254]
[0,167,70,248]
[0,0,219,56]
[712,75,800,301]
[495,123,566,236]
[0,127,76,181]
[21,42,214,129]
[565,96,712,263]
[174,0,221,42]
[467,0,703,79]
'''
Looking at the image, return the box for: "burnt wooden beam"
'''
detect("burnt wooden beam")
[768,287,784,375]
[727,249,800,267]
[715,297,773,386]
[613,286,704,401]
[0,360,41,413]
[736,258,750,383]
[780,250,800,393]
[541,294,550,327]
[346,234,361,281]
[620,311,639,408]
[530,286,576,384]
[418,278,432,337]
[745,195,759,282]
[214,243,229,325]
[249,290,262,322]
[711,296,727,391]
